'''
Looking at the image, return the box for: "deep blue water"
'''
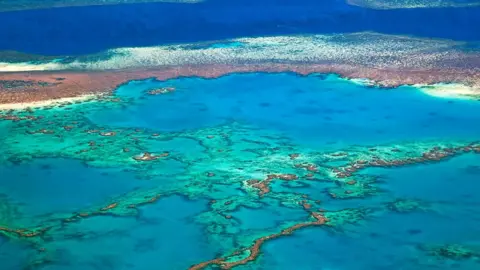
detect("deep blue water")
[1,0,480,55]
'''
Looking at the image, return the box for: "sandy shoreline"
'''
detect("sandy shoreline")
[0,94,98,111]
[416,83,480,100]
[342,76,480,100]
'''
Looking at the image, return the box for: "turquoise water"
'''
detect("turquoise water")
[42,196,215,270]
[1,73,480,269]
[0,158,151,219]
[90,73,480,148]
[262,154,480,270]
[208,42,245,49]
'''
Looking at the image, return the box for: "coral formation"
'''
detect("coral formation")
[2,33,480,105]
[1,73,479,269]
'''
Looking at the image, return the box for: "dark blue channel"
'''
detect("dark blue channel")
[0,0,479,55]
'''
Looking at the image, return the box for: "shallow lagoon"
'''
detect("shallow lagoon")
[1,72,480,269]
[90,73,480,148]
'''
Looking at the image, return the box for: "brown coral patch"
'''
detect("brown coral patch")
[188,212,327,270]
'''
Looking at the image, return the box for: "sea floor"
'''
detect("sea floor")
[1,72,480,269]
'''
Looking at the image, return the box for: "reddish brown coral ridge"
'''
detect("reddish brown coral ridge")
[62,194,162,223]
[65,202,121,220]
[1,63,480,105]
[26,128,55,135]
[0,114,39,121]
[188,212,328,270]
[333,144,480,179]
[100,202,118,211]
[0,193,163,254]
[294,163,318,172]
[126,194,162,210]
[247,173,298,195]
[0,226,49,238]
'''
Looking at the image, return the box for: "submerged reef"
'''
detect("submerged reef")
[1,83,479,269]
[0,0,479,267]
[189,212,328,270]
[386,198,431,213]
[0,0,201,12]
[347,0,480,9]
[1,32,480,105]
[419,244,480,261]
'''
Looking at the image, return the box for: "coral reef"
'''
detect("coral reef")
[189,212,328,270]
[2,33,480,105]
[347,0,480,9]
[419,244,480,260]
[386,198,430,213]
[0,0,201,12]
[147,87,176,95]
[1,76,479,269]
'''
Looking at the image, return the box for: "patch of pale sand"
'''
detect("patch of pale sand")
[0,0,202,12]
[344,77,377,87]
[0,32,465,72]
[416,83,480,100]
[0,62,64,72]
[343,77,480,100]
[346,0,480,9]
[0,94,98,111]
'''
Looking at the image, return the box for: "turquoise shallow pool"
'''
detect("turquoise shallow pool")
[91,73,480,147]
[1,72,479,269]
